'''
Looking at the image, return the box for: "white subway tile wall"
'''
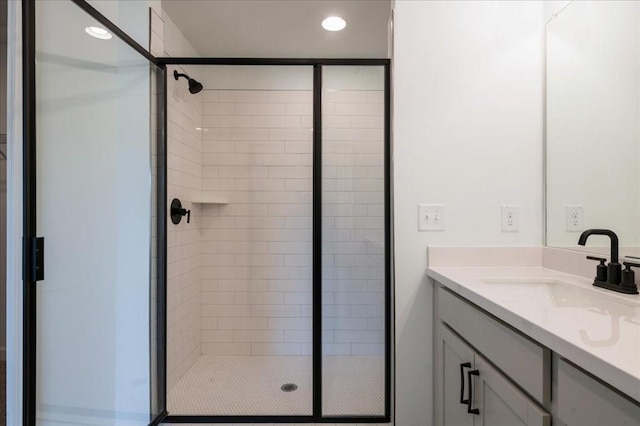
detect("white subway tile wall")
[166,65,203,390]
[199,89,385,357]
[322,89,386,358]
[321,87,386,416]
[200,89,314,357]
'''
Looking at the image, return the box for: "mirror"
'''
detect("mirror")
[546,1,640,256]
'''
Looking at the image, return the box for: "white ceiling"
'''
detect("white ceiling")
[161,0,391,58]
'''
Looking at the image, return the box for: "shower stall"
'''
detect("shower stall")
[18,0,391,424]
[163,63,391,422]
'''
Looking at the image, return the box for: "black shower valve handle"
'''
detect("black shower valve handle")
[170,198,191,225]
[176,207,191,224]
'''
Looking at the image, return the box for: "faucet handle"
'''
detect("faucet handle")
[621,262,640,291]
[622,260,640,268]
[586,256,607,282]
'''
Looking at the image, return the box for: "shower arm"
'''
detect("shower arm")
[174,71,189,80]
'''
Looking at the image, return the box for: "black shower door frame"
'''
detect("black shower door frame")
[21,0,169,425]
[157,58,392,425]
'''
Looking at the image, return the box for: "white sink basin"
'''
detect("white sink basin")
[480,277,640,311]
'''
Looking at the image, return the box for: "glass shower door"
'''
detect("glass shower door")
[29,1,162,424]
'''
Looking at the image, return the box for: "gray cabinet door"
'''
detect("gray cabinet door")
[556,358,640,426]
[436,324,475,426]
[473,356,550,426]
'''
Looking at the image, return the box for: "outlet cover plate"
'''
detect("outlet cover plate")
[566,205,584,232]
[419,204,445,231]
[501,205,520,232]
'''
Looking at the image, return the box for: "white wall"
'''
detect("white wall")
[393,1,544,424]
[162,11,200,58]
[543,0,572,23]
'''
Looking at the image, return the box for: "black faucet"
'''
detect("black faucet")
[578,229,620,283]
[579,229,638,295]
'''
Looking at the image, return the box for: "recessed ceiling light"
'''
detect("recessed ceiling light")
[322,16,346,32]
[85,26,112,40]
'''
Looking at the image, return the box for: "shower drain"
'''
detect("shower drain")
[281,383,298,392]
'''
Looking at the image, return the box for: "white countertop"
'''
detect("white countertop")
[427,266,640,402]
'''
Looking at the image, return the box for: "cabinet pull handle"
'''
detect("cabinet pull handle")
[459,362,471,404]
[467,369,480,415]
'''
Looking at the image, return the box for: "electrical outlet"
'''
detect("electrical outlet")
[418,204,445,231]
[501,205,520,232]
[566,205,584,232]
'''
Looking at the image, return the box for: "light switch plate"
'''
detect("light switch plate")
[419,204,445,231]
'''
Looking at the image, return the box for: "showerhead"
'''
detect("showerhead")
[174,70,203,94]
[188,79,203,94]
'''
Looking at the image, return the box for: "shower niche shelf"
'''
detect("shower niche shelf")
[191,193,228,205]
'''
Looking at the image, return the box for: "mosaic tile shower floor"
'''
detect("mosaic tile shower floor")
[167,355,384,416]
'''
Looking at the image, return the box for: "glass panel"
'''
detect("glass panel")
[35,1,156,424]
[149,66,165,421]
[321,66,386,417]
[86,0,150,50]
[165,65,314,416]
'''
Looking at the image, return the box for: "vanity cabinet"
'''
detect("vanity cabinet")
[436,285,551,406]
[436,324,550,426]
[434,283,640,426]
